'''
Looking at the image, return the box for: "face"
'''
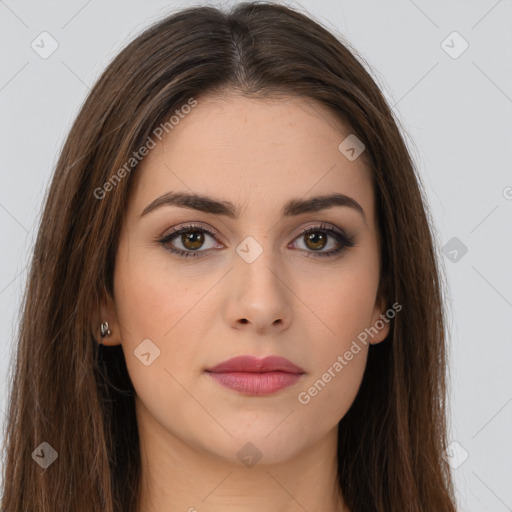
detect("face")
[102,92,389,466]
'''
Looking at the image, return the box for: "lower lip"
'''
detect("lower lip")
[206,371,304,395]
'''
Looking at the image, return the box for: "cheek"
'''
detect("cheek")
[298,254,380,346]
[292,255,378,415]
[293,282,373,427]
[296,345,368,429]
[113,241,210,342]
[112,245,200,386]
[112,249,209,434]
[112,241,227,395]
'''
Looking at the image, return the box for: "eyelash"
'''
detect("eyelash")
[156,222,356,259]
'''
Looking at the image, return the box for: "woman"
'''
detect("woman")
[0,2,457,511]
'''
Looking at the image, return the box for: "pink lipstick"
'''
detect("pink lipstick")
[205,355,305,396]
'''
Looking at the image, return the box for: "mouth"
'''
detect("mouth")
[205,355,306,396]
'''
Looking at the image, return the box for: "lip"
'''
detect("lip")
[205,355,306,396]
[206,355,305,374]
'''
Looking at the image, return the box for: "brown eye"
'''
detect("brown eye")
[159,223,355,259]
[181,230,205,250]
[291,224,356,258]
[158,225,220,257]
[304,231,327,251]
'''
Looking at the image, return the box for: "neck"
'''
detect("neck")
[134,399,346,512]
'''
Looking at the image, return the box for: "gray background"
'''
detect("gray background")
[1,1,511,510]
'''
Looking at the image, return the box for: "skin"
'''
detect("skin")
[95,91,390,512]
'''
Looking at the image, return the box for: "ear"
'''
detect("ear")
[369,290,390,346]
[90,291,122,346]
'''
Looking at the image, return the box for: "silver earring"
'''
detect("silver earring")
[100,321,111,338]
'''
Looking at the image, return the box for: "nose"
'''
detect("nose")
[224,251,293,334]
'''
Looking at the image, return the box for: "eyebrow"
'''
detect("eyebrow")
[140,191,367,224]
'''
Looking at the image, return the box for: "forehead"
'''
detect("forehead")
[129,92,375,224]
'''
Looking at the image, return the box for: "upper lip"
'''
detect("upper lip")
[206,355,305,374]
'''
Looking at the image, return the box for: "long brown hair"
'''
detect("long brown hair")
[1,2,457,511]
